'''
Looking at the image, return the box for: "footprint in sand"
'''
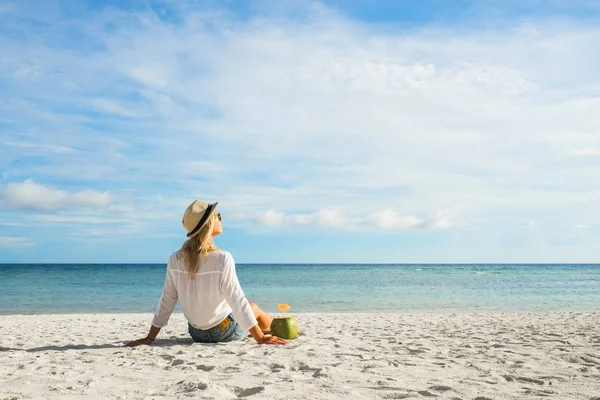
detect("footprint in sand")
[380,394,413,399]
[429,385,452,392]
[312,368,328,378]
[176,381,208,392]
[236,386,265,398]
[504,375,544,385]
[270,363,286,372]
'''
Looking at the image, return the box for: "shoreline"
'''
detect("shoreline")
[2,312,600,399]
[3,307,600,316]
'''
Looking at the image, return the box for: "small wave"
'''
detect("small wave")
[316,300,353,305]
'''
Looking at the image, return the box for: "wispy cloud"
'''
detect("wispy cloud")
[1,0,599,261]
[568,147,600,157]
[0,180,113,211]
[3,141,79,154]
[0,236,35,248]
[245,208,456,230]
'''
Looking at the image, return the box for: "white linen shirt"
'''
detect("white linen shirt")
[151,250,258,331]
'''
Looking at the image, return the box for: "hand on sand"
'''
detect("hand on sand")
[257,335,288,345]
[124,337,154,347]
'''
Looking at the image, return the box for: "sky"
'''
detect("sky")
[1,0,599,263]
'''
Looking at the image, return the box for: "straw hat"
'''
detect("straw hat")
[182,200,218,238]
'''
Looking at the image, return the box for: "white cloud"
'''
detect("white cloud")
[1,2,600,240]
[88,98,140,118]
[0,180,113,211]
[0,221,27,227]
[185,161,225,175]
[70,227,139,236]
[129,65,171,88]
[3,140,78,154]
[33,215,123,224]
[568,147,600,157]
[288,210,348,227]
[257,210,285,225]
[0,236,35,248]
[361,210,456,230]
[94,10,600,217]
[420,213,455,229]
[246,208,454,230]
[362,210,422,229]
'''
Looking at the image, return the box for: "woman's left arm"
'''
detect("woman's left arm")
[125,325,161,347]
[126,257,178,346]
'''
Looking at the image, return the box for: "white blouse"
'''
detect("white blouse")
[151,250,258,331]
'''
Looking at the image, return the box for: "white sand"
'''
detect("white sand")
[1,312,600,400]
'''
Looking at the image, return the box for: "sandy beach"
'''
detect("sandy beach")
[1,312,600,399]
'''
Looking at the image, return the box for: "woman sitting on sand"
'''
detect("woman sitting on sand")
[127,200,287,346]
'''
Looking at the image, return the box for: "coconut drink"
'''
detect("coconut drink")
[270,303,298,340]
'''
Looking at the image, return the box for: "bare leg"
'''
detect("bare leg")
[249,301,272,333]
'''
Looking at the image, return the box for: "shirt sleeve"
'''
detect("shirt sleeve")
[151,255,179,328]
[219,252,258,331]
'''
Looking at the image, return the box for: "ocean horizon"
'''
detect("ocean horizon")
[1,263,599,315]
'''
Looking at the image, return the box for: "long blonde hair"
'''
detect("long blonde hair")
[177,213,219,279]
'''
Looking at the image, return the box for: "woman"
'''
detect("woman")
[126,200,287,346]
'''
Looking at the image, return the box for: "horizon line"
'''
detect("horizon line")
[1,262,599,266]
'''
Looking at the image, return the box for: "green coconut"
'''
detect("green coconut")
[270,316,298,340]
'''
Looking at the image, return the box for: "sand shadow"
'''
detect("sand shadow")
[0,337,195,352]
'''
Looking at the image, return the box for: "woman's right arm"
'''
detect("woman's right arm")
[248,325,288,345]
[219,252,286,345]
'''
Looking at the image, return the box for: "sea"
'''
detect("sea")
[1,264,599,315]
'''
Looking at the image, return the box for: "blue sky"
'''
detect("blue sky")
[1,0,599,263]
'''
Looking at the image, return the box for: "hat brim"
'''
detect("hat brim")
[187,201,219,238]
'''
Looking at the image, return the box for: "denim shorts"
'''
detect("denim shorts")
[188,313,247,343]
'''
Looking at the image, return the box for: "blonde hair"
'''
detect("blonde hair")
[177,213,219,279]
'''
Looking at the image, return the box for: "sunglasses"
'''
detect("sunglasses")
[217,213,222,222]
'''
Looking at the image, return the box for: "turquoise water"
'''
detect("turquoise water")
[1,264,599,315]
